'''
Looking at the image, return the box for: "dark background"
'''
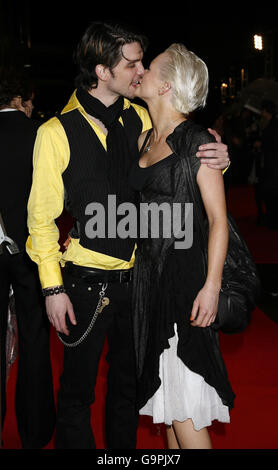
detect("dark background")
[1,0,277,125]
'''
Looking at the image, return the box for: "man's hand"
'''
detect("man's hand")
[196,128,230,170]
[46,293,76,336]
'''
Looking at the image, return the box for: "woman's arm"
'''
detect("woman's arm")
[190,164,228,327]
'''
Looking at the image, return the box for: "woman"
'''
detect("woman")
[129,44,235,449]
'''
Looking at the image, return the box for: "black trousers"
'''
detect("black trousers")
[0,249,56,448]
[56,266,138,449]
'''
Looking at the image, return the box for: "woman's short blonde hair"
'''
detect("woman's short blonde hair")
[161,43,209,115]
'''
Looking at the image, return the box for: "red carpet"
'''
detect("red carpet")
[2,184,278,449]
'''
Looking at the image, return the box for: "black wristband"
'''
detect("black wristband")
[42,285,66,297]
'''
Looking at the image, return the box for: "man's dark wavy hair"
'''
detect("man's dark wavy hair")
[0,68,33,108]
[74,21,148,91]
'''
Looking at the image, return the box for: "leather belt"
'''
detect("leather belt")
[65,262,133,283]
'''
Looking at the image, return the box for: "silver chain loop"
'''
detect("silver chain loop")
[57,283,108,348]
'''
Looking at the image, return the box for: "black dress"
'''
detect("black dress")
[128,123,235,429]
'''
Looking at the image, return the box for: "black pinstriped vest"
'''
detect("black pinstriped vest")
[58,106,142,261]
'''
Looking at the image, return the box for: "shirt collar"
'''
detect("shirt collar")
[61,89,131,114]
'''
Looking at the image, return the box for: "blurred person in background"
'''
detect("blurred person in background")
[0,69,55,448]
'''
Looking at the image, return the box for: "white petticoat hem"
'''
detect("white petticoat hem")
[139,324,230,431]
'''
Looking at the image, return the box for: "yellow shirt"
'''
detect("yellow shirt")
[26,91,152,288]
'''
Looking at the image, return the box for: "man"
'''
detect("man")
[0,71,55,448]
[26,22,230,449]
